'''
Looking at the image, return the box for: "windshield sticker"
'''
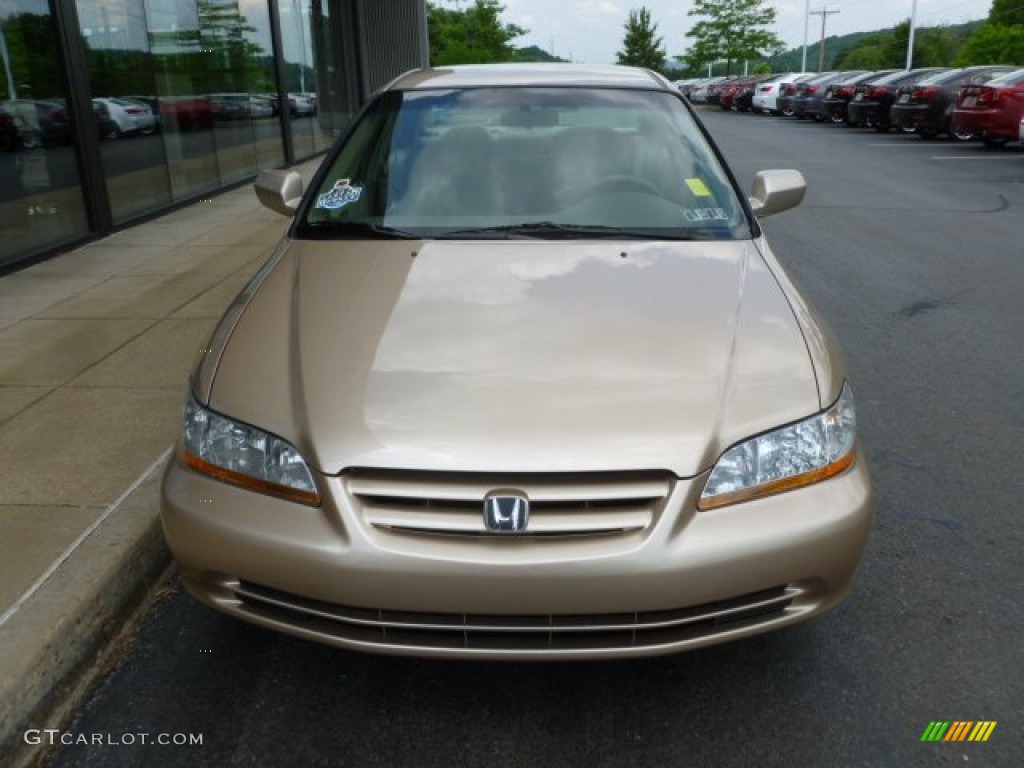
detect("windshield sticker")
[316,179,363,210]
[683,208,729,222]
[685,178,712,197]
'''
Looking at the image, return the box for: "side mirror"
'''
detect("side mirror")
[748,170,806,218]
[255,169,303,216]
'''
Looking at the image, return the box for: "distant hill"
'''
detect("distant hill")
[511,45,568,63]
[765,19,984,72]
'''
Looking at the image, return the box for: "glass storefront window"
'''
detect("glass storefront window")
[76,0,284,221]
[2,0,413,270]
[76,0,174,223]
[278,0,334,158]
[0,1,89,268]
[204,0,282,183]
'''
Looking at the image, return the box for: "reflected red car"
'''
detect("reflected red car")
[160,97,213,131]
[952,68,1024,147]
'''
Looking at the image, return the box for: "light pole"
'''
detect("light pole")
[801,0,810,71]
[292,0,308,93]
[906,0,918,70]
[0,25,16,101]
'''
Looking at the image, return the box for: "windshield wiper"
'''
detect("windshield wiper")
[435,221,706,240]
[301,220,420,239]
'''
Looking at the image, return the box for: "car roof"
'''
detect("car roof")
[387,64,673,92]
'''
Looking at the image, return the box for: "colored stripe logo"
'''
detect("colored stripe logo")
[921,721,997,742]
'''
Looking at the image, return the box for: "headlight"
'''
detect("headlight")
[181,392,320,506]
[699,383,857,510]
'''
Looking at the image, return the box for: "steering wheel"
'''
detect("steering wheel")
[582,174,664,199]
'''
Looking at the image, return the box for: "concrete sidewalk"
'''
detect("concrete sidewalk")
[0,158,321,767]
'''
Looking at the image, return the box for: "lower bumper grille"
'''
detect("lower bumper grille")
[229,581,799,653]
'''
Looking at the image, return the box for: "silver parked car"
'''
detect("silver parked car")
[161,64,872,660]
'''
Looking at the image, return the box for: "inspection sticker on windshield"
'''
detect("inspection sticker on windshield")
[685,178,712,197]
[683,208,728,222]
[316,179,363,210]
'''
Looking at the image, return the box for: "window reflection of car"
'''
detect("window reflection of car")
[288,93,316,116]
[33,99,72,145]
[90,100,119,140]
[209,93,252,121]
[249,96,275,118]
[91,97,158,138]
[162,64,872,661]
[0,100,42,149]
[159,96,213,131]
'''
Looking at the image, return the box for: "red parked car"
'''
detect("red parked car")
[720,74,773,112]
[952,68,1024,147]
[891,65,1017,139]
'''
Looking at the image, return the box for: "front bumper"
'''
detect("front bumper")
[161,452,873,659]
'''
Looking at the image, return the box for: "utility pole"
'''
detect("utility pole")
[906,0,919,69]
[810,7,840,71]
[801,0,810,71]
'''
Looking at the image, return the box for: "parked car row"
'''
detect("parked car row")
[680,65,1024,146]
[1,91,320,149]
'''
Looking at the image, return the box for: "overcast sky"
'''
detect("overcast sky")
[494,0,993,65]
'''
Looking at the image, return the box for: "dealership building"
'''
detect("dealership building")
[0,0,428,270]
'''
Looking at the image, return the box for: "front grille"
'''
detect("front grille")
[232,581,798,653]
[345,470,674,537]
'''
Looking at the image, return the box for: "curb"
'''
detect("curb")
[0,456,173,768]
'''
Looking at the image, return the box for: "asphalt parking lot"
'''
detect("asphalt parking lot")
[41,110,1024,768]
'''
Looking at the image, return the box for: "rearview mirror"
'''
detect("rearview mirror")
[255,170,304,216]
[748,170,806,218]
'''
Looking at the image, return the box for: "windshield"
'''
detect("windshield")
[298,87,749,241]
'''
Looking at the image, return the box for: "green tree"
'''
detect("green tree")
[882,20,961,68]
[916,26,959,66]
[836,44,887,70]
[881,20,912,67]
[427,0,526,65]
[685,0,784,75]
[834,31,890,69]
[617,7,667,70]
[956,23,1024,64]
[989,0,1024,27]
[0,13,64,100]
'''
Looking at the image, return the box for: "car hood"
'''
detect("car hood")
[206,238,820,477]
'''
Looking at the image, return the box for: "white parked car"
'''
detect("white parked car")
[249,96,274,118]
[92,97,158,138]
[751,73,814,115]
[289,93,317,117]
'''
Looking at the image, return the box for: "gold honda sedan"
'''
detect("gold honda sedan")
[161,64,872,659]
